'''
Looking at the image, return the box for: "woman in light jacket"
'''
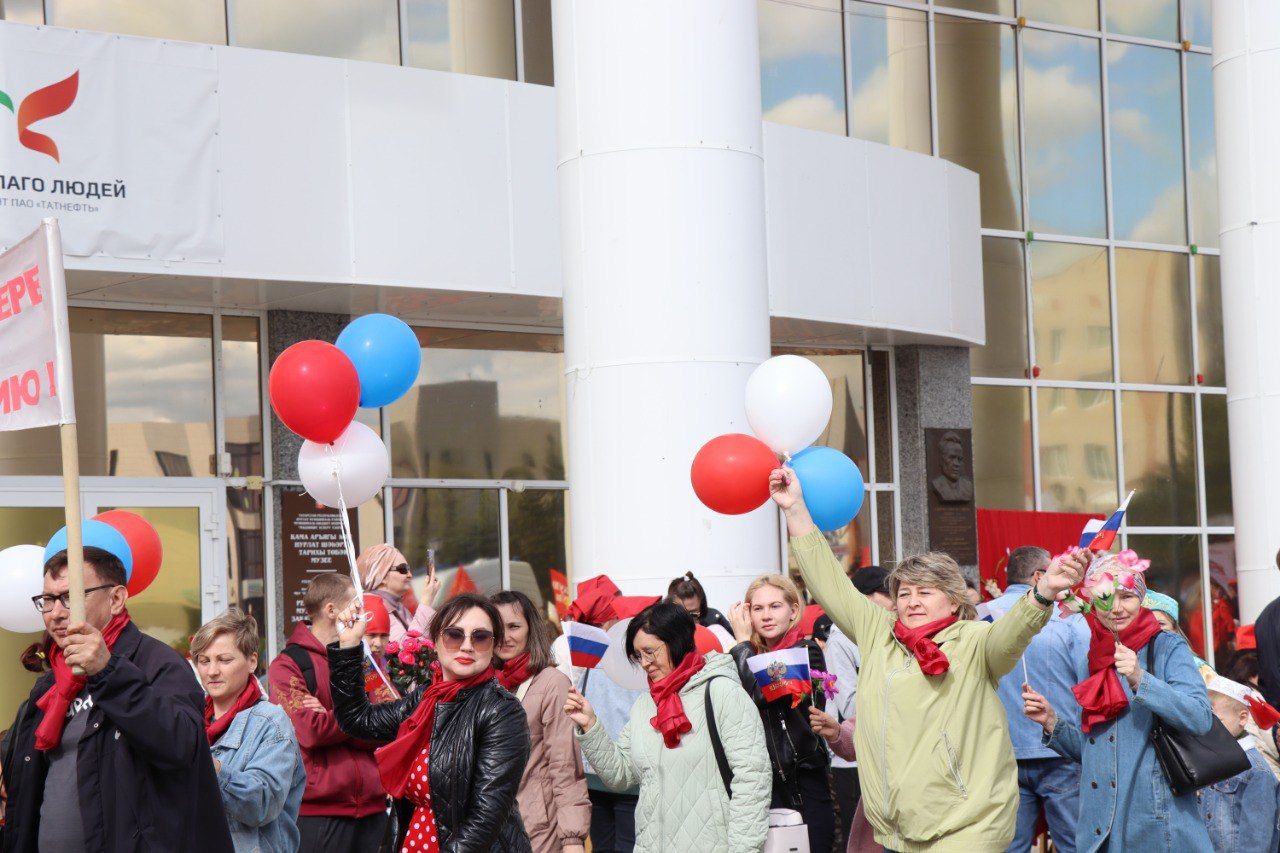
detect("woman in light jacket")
[770,467,1086,851]
[1023,551,1214,852]
[192,608,306,853]
[564,602,771,853]
[491,590,591,853]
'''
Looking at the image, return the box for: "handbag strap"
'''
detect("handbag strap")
[704,680,734,800]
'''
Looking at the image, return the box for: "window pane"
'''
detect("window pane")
[1107,44,1186,243]
[1187,53,1218,248]
[1023,30,1106,237]
[507,489,566,615]
[1122,391,1197,526]
[973,385,1033,510]
[392,488,501,606]
[1206,534,1237,663]
[1031,243,1111,382]
[1106,0,1177,42]
[777,351,868,480]
[222,316,263,477]
[971,237,1028,379]
[1195,255,1224,387]
[389,329,565,480]
[1115,249,1193,385]
[938,0,1014,15]
[520,0,554,85]
[875,490,897,565]
[0,507,68,726]
[1038,387,1117,513]
[846,3,930,154]
[1126,534,1207,658]
[935,16,1021,230]
[404,0,517,80]
[1022,0,1098,29]
[226,487,266,671]
[1183,0,1212,46]
[870,349,894,483]
[759,0,846,135]
[48,0,226,42]
[2,0,44,24]
[231,0,399,64]
[1201,394,1232,526]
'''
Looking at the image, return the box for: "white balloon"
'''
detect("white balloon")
[599,618,650,691]
[298,421,389,509]
[0,544,48,633]
[744,354,833,455]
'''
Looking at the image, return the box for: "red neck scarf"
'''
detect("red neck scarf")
[893,615,959,676]
[764,623,806,652]
[36,610,131,751]
[648,651,705,748]
[204,677,263,744]
[1072,609,1162,732]
[497,652,532,692]
[375,661,495,799]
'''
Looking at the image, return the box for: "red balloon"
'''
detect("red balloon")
[269,341,360,444]
[690,433,778,515]
[94,510,162,597]
[694,624,722,656]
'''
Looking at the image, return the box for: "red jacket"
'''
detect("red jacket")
[268,622,386,818]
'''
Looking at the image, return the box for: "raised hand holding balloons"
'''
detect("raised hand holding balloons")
[336,314,422,408]
[268,340,360,444]
[789,446,865,532]
[745,355,834,456]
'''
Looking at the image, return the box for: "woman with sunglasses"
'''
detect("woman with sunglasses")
[357,544,440,644]
[329,592,533,852]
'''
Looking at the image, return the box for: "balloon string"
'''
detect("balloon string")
[327,443,365,602]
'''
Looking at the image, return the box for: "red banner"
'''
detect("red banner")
[976,508,1102,589]
[549,569,570,619]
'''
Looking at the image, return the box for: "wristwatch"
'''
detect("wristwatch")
[1032,586,1054,608]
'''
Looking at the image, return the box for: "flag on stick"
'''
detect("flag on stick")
[747,647,812,707]
[563,621,610,669]
[1078,491,1135,551]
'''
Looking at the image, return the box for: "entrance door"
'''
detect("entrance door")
[0,477,226,724]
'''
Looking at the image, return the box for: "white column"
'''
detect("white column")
[1213,0,1280,621]
[553,0,776,610]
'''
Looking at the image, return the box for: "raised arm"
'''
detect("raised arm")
[985,549,1087,679]
[327,642,421,742]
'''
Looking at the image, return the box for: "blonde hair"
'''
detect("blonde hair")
[890,553,976,621]
[190,607,259,660]
[743,573,803,650]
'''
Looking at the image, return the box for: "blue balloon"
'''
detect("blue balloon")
[44,520,135,581]
[790,446,865,532]
[335,314,422,408]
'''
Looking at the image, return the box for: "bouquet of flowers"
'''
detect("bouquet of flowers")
[384,629,436,694]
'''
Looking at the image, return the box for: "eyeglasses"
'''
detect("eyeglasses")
[635,647,665,664]
[440,627,495,652]
[391,564,411,575]
[31,584,117,614]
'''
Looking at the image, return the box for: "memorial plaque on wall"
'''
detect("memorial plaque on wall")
[281,489,360,626]
[924,428,978,565]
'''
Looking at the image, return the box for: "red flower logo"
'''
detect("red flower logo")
[0,71,80,162]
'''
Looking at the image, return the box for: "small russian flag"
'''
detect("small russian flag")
[747,647,811,707]
[563,621,610,669]
[1079,491,1134,551]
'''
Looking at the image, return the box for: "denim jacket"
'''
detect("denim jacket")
[210,697,308,853]
[1197,738,1280,853]
[1043,631,1213,853]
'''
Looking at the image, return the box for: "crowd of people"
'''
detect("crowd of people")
[1,467,1278,852]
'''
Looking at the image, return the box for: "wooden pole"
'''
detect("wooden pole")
[61,422,85,674]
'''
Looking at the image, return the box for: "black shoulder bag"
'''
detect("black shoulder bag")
[1146,638,1249,795]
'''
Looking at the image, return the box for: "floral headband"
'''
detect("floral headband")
[1056,547,1150,617]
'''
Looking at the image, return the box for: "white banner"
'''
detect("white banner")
[0,219,74,430]
[0,25,222,262]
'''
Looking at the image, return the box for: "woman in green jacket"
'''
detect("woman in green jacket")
[564,602,771,852]
[769,467,1086,852]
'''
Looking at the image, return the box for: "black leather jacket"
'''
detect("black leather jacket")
[729,639,829,803]
[327,643,532,852]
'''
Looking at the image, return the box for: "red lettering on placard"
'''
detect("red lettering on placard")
[24,267,42,306]
[0,376,11,413]
[19,370,38,404]
[7,274,25,313]
[0,279,10,321]
[0,267,45,323]
[0,367,45,414]
[46,361,56,397]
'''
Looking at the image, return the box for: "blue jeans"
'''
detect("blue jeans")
[1008,756,1081,853]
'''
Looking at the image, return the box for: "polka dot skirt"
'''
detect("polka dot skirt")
[401,748,440,852]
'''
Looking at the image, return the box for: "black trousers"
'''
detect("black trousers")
[589,788,638,853]
[298,812,389,853]
[831,766,861,848]
[772,766,836,853]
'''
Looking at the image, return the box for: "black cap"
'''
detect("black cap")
[812,614,834,642]
[852,565,890,598]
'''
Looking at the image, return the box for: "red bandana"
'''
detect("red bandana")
[204,677,263,744]
[1072,609,1162,732]
[893,615,959,676]
[497,652,532,692]
[375,661,496,799]
[36,610,131,751]
[648,651,705,748]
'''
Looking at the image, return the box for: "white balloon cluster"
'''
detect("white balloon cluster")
[744,355,834,457]
[0,544,47,633]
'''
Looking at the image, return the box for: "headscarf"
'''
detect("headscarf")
[36,610,132,751]
[1072,609,1162,732]
[648,651,705,748]
[893,615,959,675]
[1083,550,1150,603]
[1142,591,1179,623]
[204,677,263,744]
[568,575,621,626]
[358,544,409,591]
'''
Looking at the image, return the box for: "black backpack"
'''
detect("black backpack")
[282,644,318,694]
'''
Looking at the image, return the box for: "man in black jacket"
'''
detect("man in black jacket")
[2,545,233,853]
[1257,548,1280,708]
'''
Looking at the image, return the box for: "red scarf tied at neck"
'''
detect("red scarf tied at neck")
[765,623,806,652]
[376,661,496,799]
[204,677,263,744]
[649,651,705,748]
[36,610,132,752]
[1072,608,1162,733]
[497,652,532,692]
[893,615,959,676]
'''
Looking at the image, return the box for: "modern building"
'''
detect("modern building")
[0,0,1263,721]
